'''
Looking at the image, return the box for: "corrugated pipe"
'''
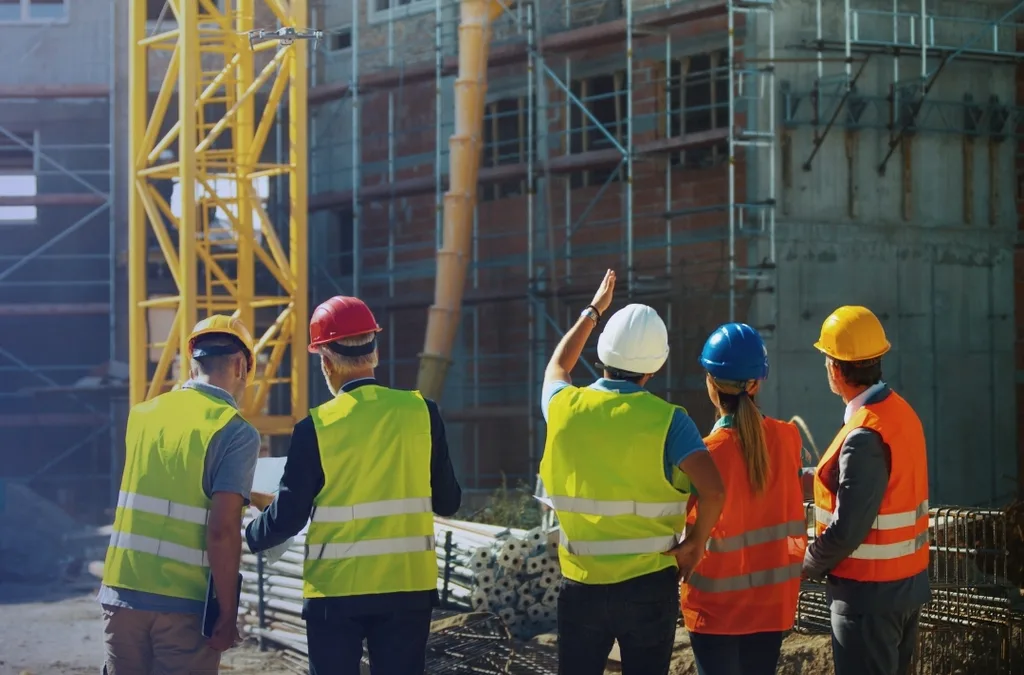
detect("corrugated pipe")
[417,0,508,401]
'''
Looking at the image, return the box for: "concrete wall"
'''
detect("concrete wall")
[751,0,1019,506]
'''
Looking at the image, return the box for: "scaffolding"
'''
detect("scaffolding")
[128,0,310,439]
[306,0,778,489]
[0,3,118,517]
[782,0,1024,205]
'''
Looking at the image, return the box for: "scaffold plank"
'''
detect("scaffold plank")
[309,127,727,211]
[0,303,110,317]
[0,194,108,207]
[0,413,108,427]
[0,84,110,99]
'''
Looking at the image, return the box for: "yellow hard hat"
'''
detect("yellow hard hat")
[187,315,256,385]
[813,305,891,362]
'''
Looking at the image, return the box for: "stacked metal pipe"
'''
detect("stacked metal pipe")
[237,515,563,654]
[434,517,563,640]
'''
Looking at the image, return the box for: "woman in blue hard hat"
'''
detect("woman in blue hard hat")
[680,323,807,675]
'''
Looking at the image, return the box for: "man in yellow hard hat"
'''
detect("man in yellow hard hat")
[803,306,931,675]
[99,315,263,674]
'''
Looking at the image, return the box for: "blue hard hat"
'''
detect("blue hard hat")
[699,322,769,382]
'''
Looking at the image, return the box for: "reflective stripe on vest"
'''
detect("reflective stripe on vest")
[539,386,690,585]
[688,563,802,593]
[108,530,209,568]
[816,494,931,561]
[305,385,437,599]
[559,529,678,557]
[306,535,436,560]
[102,388,239,602]
[705,519,806,554]
[118,490,210,526]
[549,495,688,519]
[311,497,433,523]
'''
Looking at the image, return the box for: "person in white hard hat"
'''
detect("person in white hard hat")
[538,269,726,675]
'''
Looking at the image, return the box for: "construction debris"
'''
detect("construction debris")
[0,482,82,583]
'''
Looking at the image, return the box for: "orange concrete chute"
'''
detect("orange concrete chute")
[417,0,507,401]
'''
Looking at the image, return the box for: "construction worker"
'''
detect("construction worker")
[681,323,806,675]
[803,306,931,675]
[100,315,262,673]
[539,269,726,675]
[245,295,462,675]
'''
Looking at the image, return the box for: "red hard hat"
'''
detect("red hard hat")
[308,296,382,353]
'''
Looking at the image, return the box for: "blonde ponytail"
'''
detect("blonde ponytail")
[733,393,770,493]
[711,378,771,494]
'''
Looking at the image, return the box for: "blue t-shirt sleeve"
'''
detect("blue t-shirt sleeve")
[664,408,708,469]
[540,380,572,422]
[203,418,261,504]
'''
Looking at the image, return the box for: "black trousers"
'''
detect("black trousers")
[306,609,432,675]
[556,568,680,675]
[831,607,922,675]
[689,630,785,675]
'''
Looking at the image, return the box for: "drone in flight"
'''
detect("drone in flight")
[246,26,323,50]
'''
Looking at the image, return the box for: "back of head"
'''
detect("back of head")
[700,323,770,493]
[814,305,889,387]
[186,315,255,389]
[596,304,669,378]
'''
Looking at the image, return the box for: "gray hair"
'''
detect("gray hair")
[319,331,379,374]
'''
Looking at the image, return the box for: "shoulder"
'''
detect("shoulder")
[543,379,573,401]
[843,426,884,451]
[215,416,261,452]
[665,408,708,465]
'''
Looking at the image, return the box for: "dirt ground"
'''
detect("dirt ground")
[0,580,291,675]
[596,627,834,675]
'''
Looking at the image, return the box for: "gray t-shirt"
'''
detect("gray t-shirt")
[97,380,262,614]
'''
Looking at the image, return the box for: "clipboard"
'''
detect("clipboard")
[201,572,243,639]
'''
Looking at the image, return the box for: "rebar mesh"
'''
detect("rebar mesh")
[797,503,1024,674]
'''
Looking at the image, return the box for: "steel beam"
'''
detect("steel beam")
[128,0,309,437]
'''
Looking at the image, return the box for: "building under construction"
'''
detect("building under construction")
[0,0,1020,519]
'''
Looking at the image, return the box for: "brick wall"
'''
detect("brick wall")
[327,24,747,487]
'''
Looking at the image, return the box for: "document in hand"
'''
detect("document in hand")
[250,456,288,511]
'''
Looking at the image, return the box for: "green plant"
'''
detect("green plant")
[460,474,542,530]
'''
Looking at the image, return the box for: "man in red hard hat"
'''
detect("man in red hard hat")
[245,295,462,675]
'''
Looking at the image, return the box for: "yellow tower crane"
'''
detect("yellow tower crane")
[127,0,311,437]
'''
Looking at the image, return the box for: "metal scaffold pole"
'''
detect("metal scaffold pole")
[127,0,313,438]
[728,0,777,328]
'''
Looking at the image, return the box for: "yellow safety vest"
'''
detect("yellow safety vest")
[304,385,436,598]
[539,385,690,584]
[103,388,238,601]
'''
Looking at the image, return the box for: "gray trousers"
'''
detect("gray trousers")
[831,607,922,675]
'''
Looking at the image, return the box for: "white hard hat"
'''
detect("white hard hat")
[596,304,670,375]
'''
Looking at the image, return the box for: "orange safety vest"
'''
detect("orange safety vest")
[681,417,806,635]
[812,390,929,582]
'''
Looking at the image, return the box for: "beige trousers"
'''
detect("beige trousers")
[102,604,221,675]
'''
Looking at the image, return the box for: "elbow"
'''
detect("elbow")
[433,493,462,518]
[698,482,725,504]
[207,520,241,547]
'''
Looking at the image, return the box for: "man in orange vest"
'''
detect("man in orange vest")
[803,306,931,675]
